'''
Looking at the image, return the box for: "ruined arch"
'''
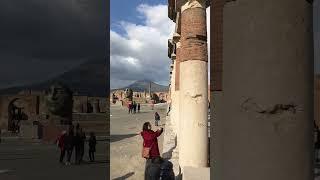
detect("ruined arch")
[8,98,28,132]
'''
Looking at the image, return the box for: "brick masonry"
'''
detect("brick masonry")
[180,7,208,63]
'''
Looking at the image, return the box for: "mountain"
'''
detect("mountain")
[0,59,107,97]
[112,80,168,92]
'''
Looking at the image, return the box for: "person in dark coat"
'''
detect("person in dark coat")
[79,128,86,163]
[57,130,67,164]
[74,128,82,164]
[141,122,164,180]
[133,102,137,114]
[154,112,160,126]
[315,121,320,162]
[138,103,141,113]
[65,127,74,165]
[89,132,97,162]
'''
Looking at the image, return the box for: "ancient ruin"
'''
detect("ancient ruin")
[0,83,108,142]
[165,0,315,179]
[165,0,210,178]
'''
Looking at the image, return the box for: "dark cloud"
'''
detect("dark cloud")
[0,0,107,89]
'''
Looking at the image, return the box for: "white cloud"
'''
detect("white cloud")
[110,4,211,89]
[110,4,175,89]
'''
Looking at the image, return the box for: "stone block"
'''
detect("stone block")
[182,167,210,180]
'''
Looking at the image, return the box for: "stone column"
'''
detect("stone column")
[179,0,208,169]
[173,34,181,151]
[93,99,100,113]
[212,1,313,180]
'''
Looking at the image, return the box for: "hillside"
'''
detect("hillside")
[0,59,108,97]
[112,80,168,92]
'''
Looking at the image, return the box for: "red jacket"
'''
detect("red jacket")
[141,129,163,158]
[57,134,66,150]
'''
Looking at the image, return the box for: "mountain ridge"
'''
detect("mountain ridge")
[0,59,107,97]
[111,80,168,92]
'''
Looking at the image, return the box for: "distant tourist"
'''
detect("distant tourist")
[74,127,82,164]
[89,132,97,162]
[315,122,320,162]
[133,102,137,113]
[138,103,141,113]
[80,128,86,163]
[141,122,164,180]
[154,112,160,126]
[57,130,67,164]
[65,126,75,165]
[129,103,133,114]
[166,104,171,116]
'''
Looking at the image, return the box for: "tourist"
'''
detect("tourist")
[80,128,86,163]
[89,132,97,162]
[315,122,320,162]
[141,122,164,180]
[154,112,160,126]
[57,130,67,164]
[129,103,133,114]
[65,126,74,165]
[166,104,171,116]
[74,127,82,164]
[138,103,141,113]
[133,102,137,113]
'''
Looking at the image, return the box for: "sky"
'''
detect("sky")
[110,0,320,89]
[0,0,106,90]
[0,0,318,90]
[110,0,211,89]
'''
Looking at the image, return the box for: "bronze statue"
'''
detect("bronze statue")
[45,82,73,125]
[125,88,133,101]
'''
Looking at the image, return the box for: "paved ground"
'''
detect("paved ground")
[0,138,109,180]
[110,103,167,180]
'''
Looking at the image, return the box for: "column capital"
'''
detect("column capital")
[173,32,181,43]
[181,0,206,13]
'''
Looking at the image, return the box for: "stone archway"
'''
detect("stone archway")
[8,98,28,132]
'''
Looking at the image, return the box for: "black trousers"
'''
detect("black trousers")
[75,146,81,164]
[89,150,95,161]
[66,147,73,162]
[59,149,66,162]
[145,158,161,180]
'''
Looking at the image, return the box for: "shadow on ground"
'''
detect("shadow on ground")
[112,172,135,180]
[110,134,138,143]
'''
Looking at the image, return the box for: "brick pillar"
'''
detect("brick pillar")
[179,0,208,169]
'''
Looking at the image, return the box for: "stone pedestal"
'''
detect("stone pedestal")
[179,0,208,169]
[212,1,313,180]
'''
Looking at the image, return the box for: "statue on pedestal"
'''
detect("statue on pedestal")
[125,88,133,102]
[45,82,73,125]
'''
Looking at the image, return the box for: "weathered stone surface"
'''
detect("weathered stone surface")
[182,166,210,180]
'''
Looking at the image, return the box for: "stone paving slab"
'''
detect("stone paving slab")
[0,139,108,180]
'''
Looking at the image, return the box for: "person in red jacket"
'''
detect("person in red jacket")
[141,122,164,180]
[57,130,67,164]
